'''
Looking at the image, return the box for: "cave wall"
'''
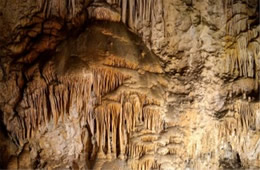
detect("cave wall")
[0,0,259,169]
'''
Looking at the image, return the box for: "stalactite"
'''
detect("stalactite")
[237,100,255,132]
[124,101,133,133]
[105,0,164,47]
[143,106,162,132]
[222,27,260,78]
[94,106,106,158]
[130,94,142,129]
[37,0,87,18]
[121,0,127,24]
[3,16,167,167]
[222,0,259,78]
[130,155,156,170]
[12,66,128,145]
[129,139,156,159]
[92,67,127,97]
[216,100,260,168]
[104,56,138,70]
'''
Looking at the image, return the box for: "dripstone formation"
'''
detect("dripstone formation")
[0,0,259,169]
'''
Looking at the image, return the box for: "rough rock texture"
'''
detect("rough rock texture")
[0,0,259,169]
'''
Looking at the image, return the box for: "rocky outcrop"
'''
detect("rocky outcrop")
[0,0,259,169]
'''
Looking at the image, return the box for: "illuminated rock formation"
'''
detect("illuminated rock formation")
[0,0,259,169]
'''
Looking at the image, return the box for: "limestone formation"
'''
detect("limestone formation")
[0,0,259,169]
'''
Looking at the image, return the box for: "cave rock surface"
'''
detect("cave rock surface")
[0,0,259,169]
